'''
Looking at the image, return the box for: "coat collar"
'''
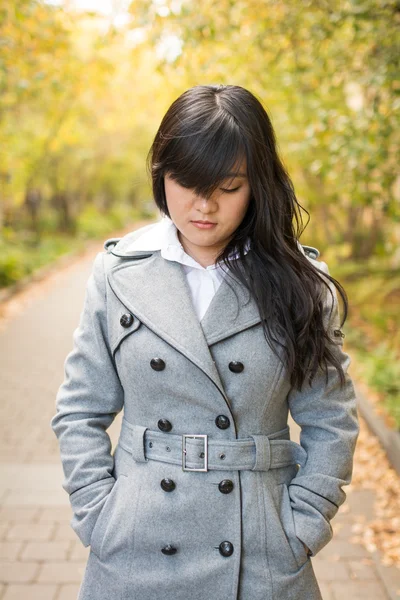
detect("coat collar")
[107,215,251,262]
[106,216,314,260]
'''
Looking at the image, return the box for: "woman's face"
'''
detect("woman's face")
[164,157,251,265]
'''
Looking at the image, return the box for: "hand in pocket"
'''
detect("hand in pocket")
[301,540,311,555]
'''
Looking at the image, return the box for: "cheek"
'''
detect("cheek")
[229,195,251,223]
[165,192,189,218]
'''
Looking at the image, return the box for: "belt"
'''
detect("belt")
[118,417,307,472]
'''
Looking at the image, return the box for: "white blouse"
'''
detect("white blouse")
[160,218,251,321]
[124,216,251,322]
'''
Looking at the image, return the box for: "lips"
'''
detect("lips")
[191,220,217,230]
[192,221,216,224]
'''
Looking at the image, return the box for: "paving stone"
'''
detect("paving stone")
[332,518,358,540]
[348,558,380,581]
[0,507,39,522]
[346,489,377,521]
[312,558,350,582]
[6,523,55,542]
[318,539,370,559]
[336,502,352,516]
[36,507,72,523]
[2,584,58,600]
[0,542,23,561]
[52,523,77,542]
[25,454,62,463]
[0,464,64,489]
[372,552,400,600]
[331,580,390,599]
[57,584,82,600]
[37,561,86,583]
[0,448,31,462]
[0,561,39,583]
[318,581,334,600]
[68,541,90,561]
[2,490,68,507]
[20,541,70,561]
[28,455,61,465]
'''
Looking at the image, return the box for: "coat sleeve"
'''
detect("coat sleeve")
[50,251,124,547]
[287,260,360,557]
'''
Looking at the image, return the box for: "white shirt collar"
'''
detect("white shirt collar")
[125,215,251,271]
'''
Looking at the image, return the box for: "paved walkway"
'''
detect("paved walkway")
[0,235,399,599]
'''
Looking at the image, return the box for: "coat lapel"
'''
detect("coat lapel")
[107,245,262,403]
[107,252,228,400]
[200,262,262,346]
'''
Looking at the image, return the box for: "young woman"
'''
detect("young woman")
[51,84,360,600]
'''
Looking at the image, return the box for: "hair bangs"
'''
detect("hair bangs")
[164,117,247,199]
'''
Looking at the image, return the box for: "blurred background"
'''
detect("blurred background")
[0,1,399,598]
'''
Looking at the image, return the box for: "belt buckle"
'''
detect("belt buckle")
[182,434,208,472]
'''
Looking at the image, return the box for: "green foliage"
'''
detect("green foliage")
[0,248,27,287]
[76,203,152,238]
[0,229,74,287]
[333,257,400,429]
[368,344,400,399]
[76,205,119,239]
[347,333,400,430]
[0,212,154,288]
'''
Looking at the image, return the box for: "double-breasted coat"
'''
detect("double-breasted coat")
[50,219,360,600]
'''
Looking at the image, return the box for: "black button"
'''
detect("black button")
[161,544,177,555]
[218,479,234,494]
[229,361,244,373]
[161,478,176,492]
[158,419,172,432]
[120,314,134,328]
[150,358,166,371]
[215,415,230,430]
[219,541,234,557]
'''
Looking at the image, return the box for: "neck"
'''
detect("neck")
[177,231,222,268]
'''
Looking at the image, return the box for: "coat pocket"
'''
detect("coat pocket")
[89,474,128,560]
[278,483,309,569]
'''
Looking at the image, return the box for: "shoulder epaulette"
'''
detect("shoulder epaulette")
[104,238,121,252]
[301,245,320,259]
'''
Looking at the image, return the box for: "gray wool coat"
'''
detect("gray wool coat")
[50,221,360,600]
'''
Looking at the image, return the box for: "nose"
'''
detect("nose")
[194,194,218,213]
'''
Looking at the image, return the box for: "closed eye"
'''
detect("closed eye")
[220,186,241,193]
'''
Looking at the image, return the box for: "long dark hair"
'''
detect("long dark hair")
[146,84,348,392]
